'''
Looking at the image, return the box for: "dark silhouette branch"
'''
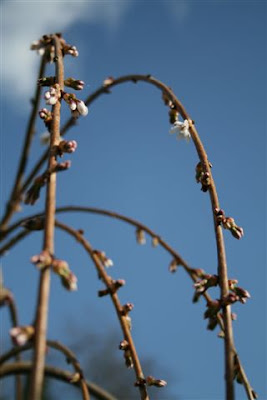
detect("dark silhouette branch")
[0,361,118,400]
[0,339,91,400]
[0,55,46,231]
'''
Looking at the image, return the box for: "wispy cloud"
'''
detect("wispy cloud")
[164,1,190,23]
[1,1,132,105]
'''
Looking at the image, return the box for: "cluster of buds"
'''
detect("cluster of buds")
[193,274,219,303]
[62,43,79,57]
[39,108,53,131]
[57,140,77,156]
[31,250,53,269]
[64,77,85,90]
[195,161,212,192]
[204,299,222,331]
[21,217,45,231]
[44,83,61,106]
[215,208,244,239]
[10,325,34,346]
[0,287,13,307]
[31,33,78,61]
[98,279,126,297]
[62,92,88,117]
[52,259,78,291]
[136,228,146,245]
[135,376,167,388]
[119,340,133,368]
[93,250,113,268]
[226,279,251,304]
[168,258,180,273]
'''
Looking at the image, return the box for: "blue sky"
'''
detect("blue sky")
[1,1,266,399]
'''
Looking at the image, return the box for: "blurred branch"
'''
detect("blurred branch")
[0,339,92,400]
[29,34,65,400]
[0,270,23,400]
[0,55,46,231]
[0,362,118,400]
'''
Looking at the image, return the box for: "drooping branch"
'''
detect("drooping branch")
[0,55,47,231]
[0,340,91,400]
[0,207,254,399]
[0,361,118,400]
[4,74,237,397]
[54,219,150,400]
[29,34,65,400]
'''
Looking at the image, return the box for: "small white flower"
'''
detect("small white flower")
[169,119,191,142]
[77,100,88,116]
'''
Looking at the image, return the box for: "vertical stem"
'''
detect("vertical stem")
[28,35,64,400]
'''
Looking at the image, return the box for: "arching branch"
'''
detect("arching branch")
[0,362,118,400]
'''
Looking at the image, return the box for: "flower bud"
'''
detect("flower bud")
[76,100,88,116]
[10,325,34,346]
[31,250,52,269]
[64,77,85,90]
[146,376,167,387]
[136,228,146,245]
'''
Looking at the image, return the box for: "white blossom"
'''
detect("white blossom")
[170,119,191,142]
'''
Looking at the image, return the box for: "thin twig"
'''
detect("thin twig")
[55,220,149,400]
[28,34,64,400]
[0,362,117,400]
[0,55,46,232]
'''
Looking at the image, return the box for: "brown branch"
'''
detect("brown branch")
[29,34,64,400]
[55,220,149,400]
[0,340,90,400]
[0,55,46,232]
[0,361,118,400]
[0,207,254,398]
[0,272,23,400]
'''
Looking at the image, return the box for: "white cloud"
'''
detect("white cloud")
[1,0,132,106]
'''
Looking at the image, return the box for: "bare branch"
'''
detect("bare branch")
[55,220,149,400]
[0,361,117,400]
